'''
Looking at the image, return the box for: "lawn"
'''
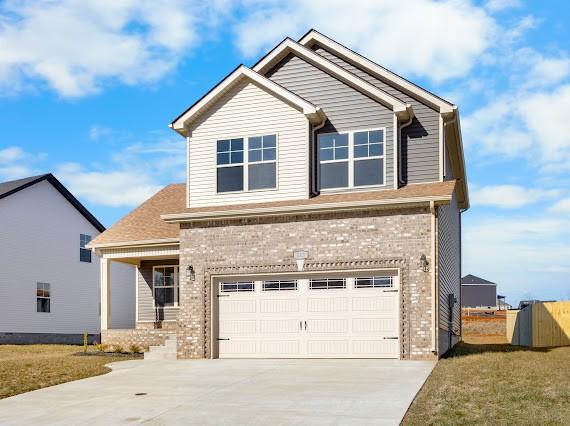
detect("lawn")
[403,339,570,425]
[0,345,142,399]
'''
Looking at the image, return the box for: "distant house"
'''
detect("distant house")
[0,174,135,344]
[461,274,497,308]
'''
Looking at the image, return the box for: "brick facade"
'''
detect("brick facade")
[177,207,436,360]
[101,329,174,351]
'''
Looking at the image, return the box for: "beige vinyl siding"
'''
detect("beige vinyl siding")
[310,44,441,184]
[437,191,461,353]
[265,54,394,189]
[137,259,179,323]
[187,79,309,208]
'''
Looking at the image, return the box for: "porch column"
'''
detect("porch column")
[100,258,111,330]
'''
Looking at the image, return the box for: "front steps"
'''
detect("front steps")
[144,333,177,360]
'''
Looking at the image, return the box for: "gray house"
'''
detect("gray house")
[461,274,497,308]
[89,29,469,360]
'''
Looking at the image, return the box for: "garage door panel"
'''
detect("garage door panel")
[219,340,257,356]
[352,296,395,313]
[219,299,256,314]
[307,318,348,333]
[219,320,257,335]
[352,339,398,355]
[260,319,300,334]
[352,318,396,333]
[308,340,349,355]
[307,297,348,312]
[260,298,299,313]
[260,340,300,355]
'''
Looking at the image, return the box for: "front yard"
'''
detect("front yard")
[0,345,141,399]
[403,339,570,425]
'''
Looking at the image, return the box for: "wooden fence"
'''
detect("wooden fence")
[507,301,570,347]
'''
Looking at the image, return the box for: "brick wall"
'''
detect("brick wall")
[177,207,435,360]
[101,329,174,351]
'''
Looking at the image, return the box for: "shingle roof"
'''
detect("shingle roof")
[90,180,456,247]
[0,173,105,232]
[89,183,185,247]
[461,274,496,285]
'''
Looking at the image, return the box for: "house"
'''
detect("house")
[88,30,468,360]
[461,274,497,309]
[0,174,135,344]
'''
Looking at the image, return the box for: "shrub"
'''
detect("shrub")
[83,331,89,353]
[129,343,142,354]
[96,343,109,352]
[112,345,124,354]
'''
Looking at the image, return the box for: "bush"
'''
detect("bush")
[83,331,89,353]
[129,343,142,354]
[96,343,109,352]
[112,345,124,354]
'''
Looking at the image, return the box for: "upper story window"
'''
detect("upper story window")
[216,135,277,193]
[318,128,385,191]
[37,282,51,313]
[80,234,92,263]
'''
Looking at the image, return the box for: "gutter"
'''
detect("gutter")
[87,237,180,250]
[161,195,452,223]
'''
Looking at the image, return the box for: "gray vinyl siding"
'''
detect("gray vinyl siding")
[461,285,497,308]
[265,54,394,189]
[310,44,441,184]
[137,259,179,323]
[437,191,461,354]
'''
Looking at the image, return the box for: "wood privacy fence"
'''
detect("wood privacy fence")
[507,302,570,347]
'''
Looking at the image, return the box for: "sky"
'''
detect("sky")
[1,0,569,305]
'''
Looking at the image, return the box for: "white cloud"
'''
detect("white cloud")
[234,0,498,81]
[0,0,214,97]
[550,198,570,214]
[88,125,112,141]
[471,185,559,209]
[0,146,43,180]
[484,0,521,12]
[0,146,26,163]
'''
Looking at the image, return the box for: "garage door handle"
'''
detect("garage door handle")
[304,321,307,331]
[383,290,398,293]
[299,321,302,330]
[383,337,398,340]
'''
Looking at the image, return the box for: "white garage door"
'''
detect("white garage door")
[217,275,400,358]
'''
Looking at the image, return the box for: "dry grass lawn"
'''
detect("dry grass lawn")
[0,345,141,399]
[403,338,570,425]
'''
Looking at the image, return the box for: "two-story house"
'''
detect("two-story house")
[89,30,468,360]
[0,173,135,344]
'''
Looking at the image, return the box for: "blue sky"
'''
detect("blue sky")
[1,0,569,305]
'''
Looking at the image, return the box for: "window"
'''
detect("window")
[153,266,179,308]
[220,282,254,292]
[353,130,384,187]
[248,134,277,190]
[309,278,346,290]
[217,138,244,192]
[318,133,349,189]
[355,276,393,288]
[37,282,50,313]
[262,280,297,291]
[80,234,92,263]
[318,128,385,190]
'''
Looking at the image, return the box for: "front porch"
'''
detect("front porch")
[97,241,180,352]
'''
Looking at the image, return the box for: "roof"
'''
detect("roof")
[0,173,105,232]
[162,180,456,223]
[461,274,496,285]
[252,38,411,119]
[89,184,185,248]
[170,65,326,136]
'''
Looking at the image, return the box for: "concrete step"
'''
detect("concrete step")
[144,351,177,360]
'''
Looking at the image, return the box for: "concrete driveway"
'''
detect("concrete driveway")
[0,359,434,425]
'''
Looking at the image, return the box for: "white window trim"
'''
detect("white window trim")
[319,127,387,192]
[215,133,280,194]
[36,282,51,313]
[152,265,180,309]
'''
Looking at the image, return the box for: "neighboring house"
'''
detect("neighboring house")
[89,30,469,360]
[0,174,135,344]
[461,274,497,309]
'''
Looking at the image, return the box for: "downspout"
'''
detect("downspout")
[311,117,327,195]
[430,200,438,354]
[398,113,414,185]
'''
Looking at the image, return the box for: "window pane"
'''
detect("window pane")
[154,270,164,286]
[230,138,243,151]
[217,166,244,192]
[310,278,346,290]
[263,134,276,148]
[335,147,348,160]
[37,298,50,313]
[354,158,383,186]
[249,136,262,150]
[263,148,276,161]
[249,163,276,190]
[321,162,348,189]
[217,139,230,153]
[249,149,262,162]
[80,248,92,263]
[354,131,368,146]
[354,145,368,158]
[230,151,243,164]
[335,133,349,147]
[369,143,383,157]
[217,152,230,165]
[319,134,334,149]
[370,130,383,143]
[320,148,334,161]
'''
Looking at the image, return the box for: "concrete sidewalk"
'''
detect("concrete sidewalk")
[0,359,435,425]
